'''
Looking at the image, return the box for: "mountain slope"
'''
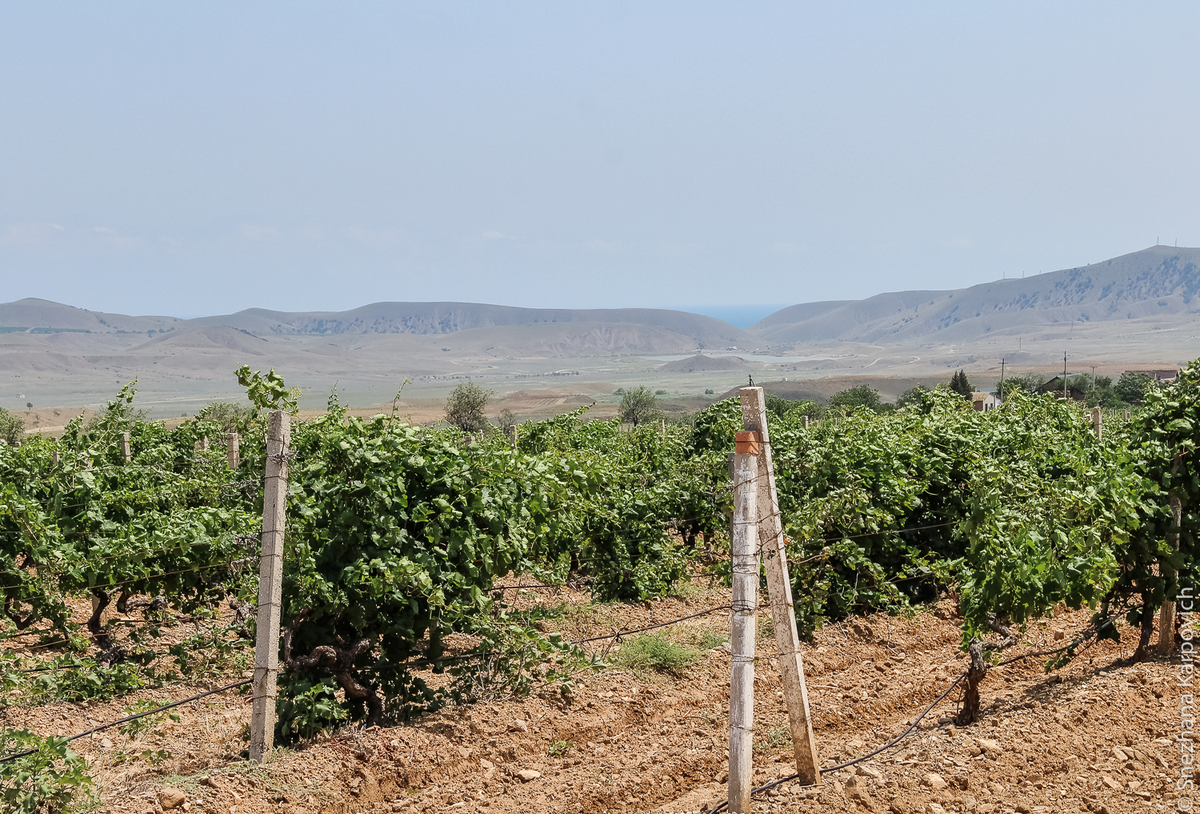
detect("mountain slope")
[188,302,749,346]
[0,298,183,334]
[749,246,1200,344]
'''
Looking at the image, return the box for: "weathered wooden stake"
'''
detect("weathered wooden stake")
[729,432,759,814]
[803,415,810,430]
[250,411,290,763]
[226,431,240,470]
[741,387,821,785]
[727,452,737,545]
[52,450,60,466]
[121,432,131,463]
[1092,407,1102,441]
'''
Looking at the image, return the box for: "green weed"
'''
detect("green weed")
[693,628,727,650]
[754,723,791,753]
[615,633,699,675]
[547,740,574,757]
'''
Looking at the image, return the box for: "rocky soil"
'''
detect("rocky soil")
[2,584,1182,814]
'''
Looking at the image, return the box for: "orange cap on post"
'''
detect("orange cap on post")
[735,431,762,455]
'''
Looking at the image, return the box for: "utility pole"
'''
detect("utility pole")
[999,358,1005,401]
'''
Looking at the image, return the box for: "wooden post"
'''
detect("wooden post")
[661,418,666,436]
[52,449,60,466]
[1092,407,1102,440]
[803,415,810,430]
[727,452,737,544]
[740,387,821,785]
[121,432,131,463]
[729,432,759,814]
[250,411,290,763]
[227,431,240,470]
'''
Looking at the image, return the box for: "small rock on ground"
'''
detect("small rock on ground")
[158,787,187,809]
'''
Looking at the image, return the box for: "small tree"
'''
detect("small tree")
[1115,371,1155,405]
[997,374,1044,400]
[619,386,660,427]
[949,370,974,400]
[765,392,794,420]
[767,393,826,421]
[896,385,928,409]
[829,384,882,413]
[197,401,256,432]
[497,408,518,437]
[445,382,492,432]
[0,408,23,445]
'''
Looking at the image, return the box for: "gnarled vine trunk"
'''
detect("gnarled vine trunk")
[957,637,987,725]
[284,626,384,727]
[1158,468,1183,656]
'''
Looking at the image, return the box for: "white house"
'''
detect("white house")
[971,392,1000,412]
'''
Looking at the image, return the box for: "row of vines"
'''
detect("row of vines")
[1,361,1197,798]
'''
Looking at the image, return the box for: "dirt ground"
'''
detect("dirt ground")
[10,406,93,436]
[1,578,1183,814]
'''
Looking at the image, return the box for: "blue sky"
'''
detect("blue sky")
[2,2,1198,318]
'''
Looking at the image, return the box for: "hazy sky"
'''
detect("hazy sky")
[2,3,1198,318]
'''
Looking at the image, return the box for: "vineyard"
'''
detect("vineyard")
[1,362,1198,813]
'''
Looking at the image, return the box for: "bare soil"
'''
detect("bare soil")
[2,584,1180,814]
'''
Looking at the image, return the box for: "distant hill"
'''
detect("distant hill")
[3,245,1197,416]
[749,246,1200,344]
[0,298,183,334]
[187,302,749,346]
[131,325,271,356]
[659,354,748,373]
[0,299,748,348]
[0,299,751,358]
[11,247,1196,352]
